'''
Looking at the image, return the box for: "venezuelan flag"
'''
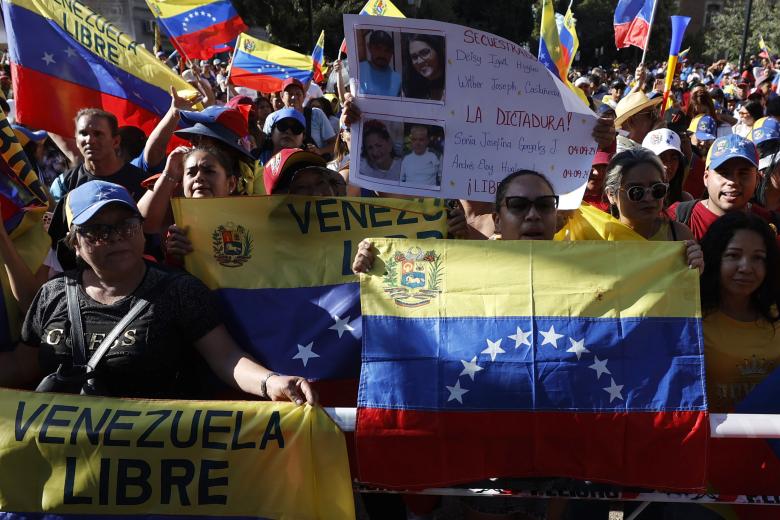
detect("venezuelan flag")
[172,196,446,405]
[311,30,325,84]
[359,0,405,16]
[357,238,708,490]
[660,16,690,117]
[146,0,247,61]
[229,33,315,93]
[759,33,772,59]
[0,108,49,350]
[2,0,198,137]
[539,0,588,106]
[614,0,656,50]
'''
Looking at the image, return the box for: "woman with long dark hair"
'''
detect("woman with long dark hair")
[402,34,445,101]
[700,212,780,413]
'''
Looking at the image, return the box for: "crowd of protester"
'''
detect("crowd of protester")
[0,41,777,519]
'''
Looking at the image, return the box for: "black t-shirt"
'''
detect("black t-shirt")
[48,163,148,270]
[21,263,222,398]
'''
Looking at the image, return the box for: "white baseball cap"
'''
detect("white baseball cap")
[642,129,682,157]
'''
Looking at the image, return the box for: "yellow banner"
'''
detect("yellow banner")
[171,195,447,289]
[0,389,355,519]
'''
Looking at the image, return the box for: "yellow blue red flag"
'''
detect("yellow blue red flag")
[0,107,50,349]
[173,195,446,405]
[0,388,355,519]
[2,0,198,137]
[357,238,708,491]
[146,0,248,61]
[229,33,315,93]
[311,30,325,83]
[538,0,588,106]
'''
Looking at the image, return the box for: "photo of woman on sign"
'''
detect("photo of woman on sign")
[402,33,446,102]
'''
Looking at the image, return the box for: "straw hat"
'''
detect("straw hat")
[614,91,663,128]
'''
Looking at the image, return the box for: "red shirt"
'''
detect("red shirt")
[667,201,777,240]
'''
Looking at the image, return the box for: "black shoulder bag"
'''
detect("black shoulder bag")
[35,276,153,395]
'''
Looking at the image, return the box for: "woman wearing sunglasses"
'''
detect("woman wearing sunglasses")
[353,170,561,274]
[605,149,691,238]
[0,180,315,404]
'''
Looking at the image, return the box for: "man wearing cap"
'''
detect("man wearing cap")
[584,146,613,212]
[668,134,774,240]
[358,29,402,97]
[682,114,718,198]
[614,91,663,152]
[46,108,148,272]
[262,78,335,157]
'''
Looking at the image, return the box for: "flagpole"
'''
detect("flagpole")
[639,0,659,65]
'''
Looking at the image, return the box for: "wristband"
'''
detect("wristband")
[259,372,280,399]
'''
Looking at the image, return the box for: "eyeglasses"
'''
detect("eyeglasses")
[620,183,669,202]
[275,120,305,135]
[503,195,559,214]
[76,216,143,243]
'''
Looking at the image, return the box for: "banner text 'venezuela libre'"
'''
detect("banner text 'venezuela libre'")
[14,400,285,506]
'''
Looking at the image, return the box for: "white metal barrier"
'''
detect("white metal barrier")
[324,408,780,507]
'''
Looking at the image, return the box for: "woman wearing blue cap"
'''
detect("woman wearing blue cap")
[0,180,316,404]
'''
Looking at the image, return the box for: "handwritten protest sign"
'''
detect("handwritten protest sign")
[0,389,355,519]
[343,15,597,208]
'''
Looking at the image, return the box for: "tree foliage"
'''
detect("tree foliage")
[704,0,779,61]
[231,0,689,68]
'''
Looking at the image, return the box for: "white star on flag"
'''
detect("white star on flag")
[508,326,532,349]
[589,355,611,379]
[729,146,739,153]
[64,48,77,58]
[329,315,354,338]
[566,337,590,360]
[292,342,319,367]
[446,380,469,403]
[603,378,624,402]
[41,52,55,65]
[481,338,505,362]
[539,325,564,348]
[459,356,483,380]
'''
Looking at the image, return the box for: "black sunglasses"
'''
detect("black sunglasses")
[275,120,305,135]
[503,195,559,214]
[76,216,144,243]
[621,183,669,202]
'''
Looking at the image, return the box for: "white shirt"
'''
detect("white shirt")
[401,150,440,188]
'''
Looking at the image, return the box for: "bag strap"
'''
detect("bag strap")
[86,296,151,371]
[65,276,87,366]
[304,106,313,144]
[85,270,183,371]
[674,200,697,226]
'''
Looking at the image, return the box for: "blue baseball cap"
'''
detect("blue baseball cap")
[65,180,139,227]
[705,133,759,171]
[688,115,717,141]
[749,117,780,147]
[265,108,306,132]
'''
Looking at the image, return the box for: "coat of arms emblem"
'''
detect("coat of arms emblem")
[382,247,443,307]
[243,39,255,53]
[212,222,253,267]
